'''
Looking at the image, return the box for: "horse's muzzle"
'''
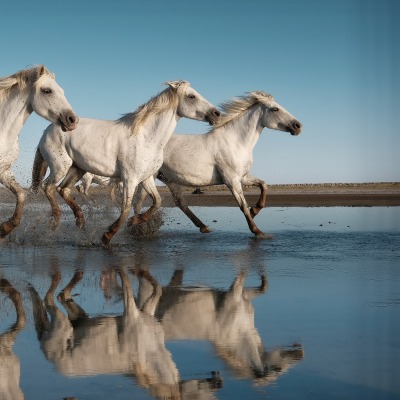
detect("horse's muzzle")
[59,112,79,132]
[289,120,302,136]
[206,108,221,125]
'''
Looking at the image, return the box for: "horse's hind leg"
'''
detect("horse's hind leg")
[0,171,26,238]
[223,175,268,238]
[158,174,211,233]
[241,174,268,218]
[77,173,93,198]
[57,166,87,229]
[58,270,84,301]
[57,270,88,321]
[127,176,161,226]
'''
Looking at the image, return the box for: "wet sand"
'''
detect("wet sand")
[2,182,399,207]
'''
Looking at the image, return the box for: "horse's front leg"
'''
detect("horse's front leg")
[127,176,161,226]
[57,166,87,229]
[241,174,268,218]
[131,184,148,217]
[118,270,139,319]
[0,171,26,238]
[102,180,136,245]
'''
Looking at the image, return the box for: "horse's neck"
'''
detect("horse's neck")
[223,106,264,151]
[140,109,178,146]
[0,87,31,143]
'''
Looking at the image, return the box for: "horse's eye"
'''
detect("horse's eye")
[271,107,279,112]
[41,88,53,95]
[188,94,196,100]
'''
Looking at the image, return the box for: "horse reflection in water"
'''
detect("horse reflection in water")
[0,279,26,400]
[29,268,222,400]
[138,269,303,386]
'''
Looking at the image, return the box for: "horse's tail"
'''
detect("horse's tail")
[31,148,48,194]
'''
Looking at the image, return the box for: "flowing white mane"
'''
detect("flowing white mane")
[0,65,53,103]
[214,91,275,129]
[118,81,190,136]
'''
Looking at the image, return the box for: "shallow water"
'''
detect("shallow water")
[0,206,399,399]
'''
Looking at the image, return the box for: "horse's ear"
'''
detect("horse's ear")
[0,77,18,89]
[252,91,273,103]
[165,81,180,91]
[38,65,46,76]
[164,80,189,91]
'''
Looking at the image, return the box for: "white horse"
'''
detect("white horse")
[76,173,123,207]
[0,65,78,238]
[131,91,302,237]
[31,80,220,245]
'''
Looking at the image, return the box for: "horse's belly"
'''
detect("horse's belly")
[161,164,222,187]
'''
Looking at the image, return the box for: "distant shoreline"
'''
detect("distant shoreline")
[1,182,399,207]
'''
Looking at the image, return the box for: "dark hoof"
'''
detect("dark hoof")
[254,232,273,240]
[0,222,14,238]
[101,232,112,246]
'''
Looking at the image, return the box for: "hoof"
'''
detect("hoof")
[126,216,135,227]
[75,218,85,230]
[250,206,262,218]
[0,223,12,238]
[200,226,212,233]
[101,232,112,246]
[133,215,146,225]
[254,231,273,240]
[49,218,60,231]
[57,291,73,303]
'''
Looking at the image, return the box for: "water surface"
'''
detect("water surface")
[1,206,399,399]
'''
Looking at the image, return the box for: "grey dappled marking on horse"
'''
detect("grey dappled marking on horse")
[31,81,220,245]
[0,65,78,238]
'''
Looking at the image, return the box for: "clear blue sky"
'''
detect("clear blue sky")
[2,0,399,186]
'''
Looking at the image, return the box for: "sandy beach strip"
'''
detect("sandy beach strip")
[158,183,400,207]
[1,183,399,207]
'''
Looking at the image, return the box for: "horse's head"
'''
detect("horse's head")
[256,344,304,386]
[254,92,302,136]
[28,65,79,132]
[166,80,221,126]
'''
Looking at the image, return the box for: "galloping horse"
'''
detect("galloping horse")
[32,81,220,244]
[132,91,302,237]
[0,65,78,237]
